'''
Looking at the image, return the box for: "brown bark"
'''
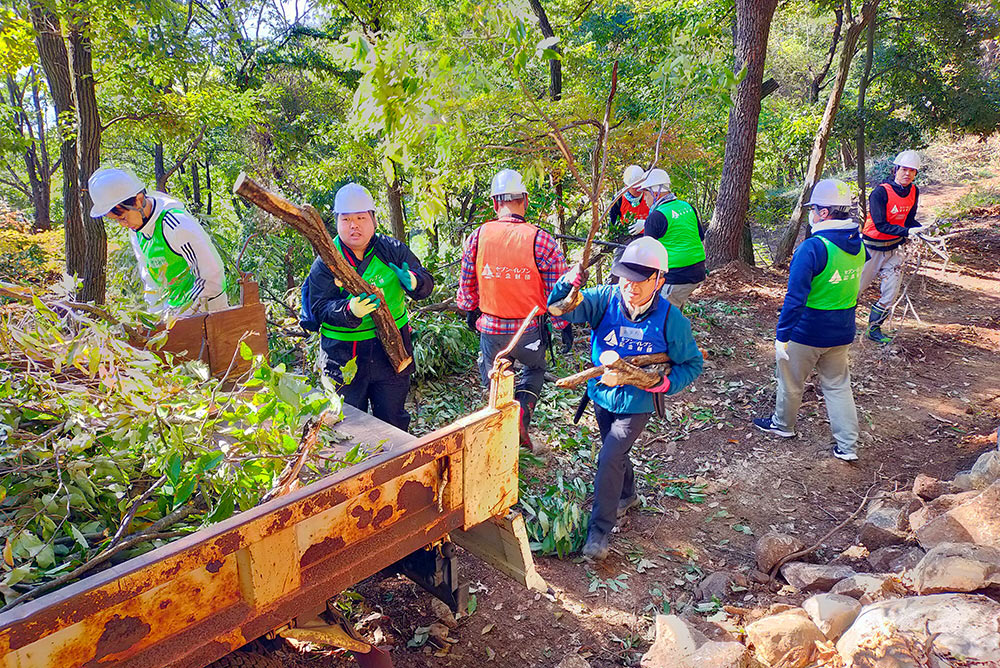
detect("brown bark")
[6,72,51,231]
[704,0,779,269]
[774,0,881,264]
[191,158,202,212]
[205,158,213,215]
[70,16,107,303]
[386,168,406,241]
[30,2,83,276]
[556,352,671,389]
[809,9,843,104]
[856,16,876,220]
[233,173,412,373]
[527,0,562,101]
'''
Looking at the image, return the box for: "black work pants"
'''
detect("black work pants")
[477,328,547,411]
[589,405,650,539]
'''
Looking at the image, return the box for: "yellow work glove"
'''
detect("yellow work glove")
[348,293,381,318]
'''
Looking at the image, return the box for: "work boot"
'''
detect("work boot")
[617,495,639,519]
[867,305,892,344]
[866,325,893,344]
[517,400,537,452]
[581,532,609,561]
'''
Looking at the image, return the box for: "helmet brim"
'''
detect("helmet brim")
[611,261,656,282]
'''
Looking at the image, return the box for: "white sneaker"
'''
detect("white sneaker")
[833,446,858,462]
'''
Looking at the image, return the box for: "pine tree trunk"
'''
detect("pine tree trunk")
[704,0,779,269]
[30,2,84,279]
[70,19,106,304]
[774,0,880,264]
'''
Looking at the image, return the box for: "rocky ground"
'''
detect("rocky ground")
[251,152,1000,667]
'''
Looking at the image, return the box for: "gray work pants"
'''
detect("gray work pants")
[858,248,904,309]
[771,341,859,453]
[589,405,651,539]
[477,329,547,406]
[661,282,702,308]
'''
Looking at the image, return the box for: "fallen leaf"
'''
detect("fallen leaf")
[481,623,495,635]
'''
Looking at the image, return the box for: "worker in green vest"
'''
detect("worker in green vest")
[300,183,434,431]
[753,179,866,461]
[88,166,228,314]
[638,169,706,308]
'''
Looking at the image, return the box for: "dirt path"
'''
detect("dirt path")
[265,169,1000,668]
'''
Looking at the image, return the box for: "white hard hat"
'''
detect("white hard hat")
[334,183,376,215]
[639,168,671,191]
[893,150,922,170]
[611,237,668,281]
[806,179,852,208]
[88,167,145,217]
[490,169,528,198]
[623,165,645,188]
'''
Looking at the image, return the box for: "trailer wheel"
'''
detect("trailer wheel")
[205,651,285,668]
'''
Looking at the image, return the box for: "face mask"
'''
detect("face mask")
[623,190,641,206]
[808,208,820,231]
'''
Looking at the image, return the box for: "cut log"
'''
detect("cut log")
[233,173,412,373]
[555,352,671,389]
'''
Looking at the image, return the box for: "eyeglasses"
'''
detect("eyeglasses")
[109,200,139,217]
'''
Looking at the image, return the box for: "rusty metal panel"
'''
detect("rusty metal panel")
[459,403,519,529]
[236,525,300,611]
[2,555,241,667]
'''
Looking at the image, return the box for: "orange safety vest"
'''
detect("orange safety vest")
[619,195,649,223]
[475,219,547,319]
[863,183,915,241]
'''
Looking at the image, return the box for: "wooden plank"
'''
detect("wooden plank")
[204,302,268,378]
[452,512,547,592]
[157,314,208,363]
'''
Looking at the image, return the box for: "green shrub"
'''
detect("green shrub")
[519,472,589,558]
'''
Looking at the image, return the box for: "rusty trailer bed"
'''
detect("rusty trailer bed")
[0,372,536,668]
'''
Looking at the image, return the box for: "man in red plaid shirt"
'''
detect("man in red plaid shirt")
[457,168,569,450]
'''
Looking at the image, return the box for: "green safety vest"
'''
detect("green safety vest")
[136,208,196,309]
[805,236,865,310]
[654,199,706,269]
[320,239,409,342]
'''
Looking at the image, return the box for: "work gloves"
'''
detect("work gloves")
[560,325,574,354]
[628,218,646,235]
[565,263,588,288]
[348,293,381,318]
[388,261,418,290]
[775,339,790,362]
[906,224,925,238]
[465,308,481,333]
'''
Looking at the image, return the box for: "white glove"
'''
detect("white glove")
[628,218,646,235]
[907,224,926,238]
[775,339,790,362]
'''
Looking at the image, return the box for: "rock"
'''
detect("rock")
[640,615,750,668]
[427,621,451,645]
[837,594,1000,666]
[694,571,733,602]
[912,473,958,501]
[953,470,974,491]
[908,490,978,532]
[859,495,911,549]
[429,597,458,628]
[916,480,1000,549]
[911,543,1000,594]
[745,608,825,668]
[801,593,862,641]
[968,450,1000,489]
[779,562,856,592]
[867,546,924,572]
[755,532,806,573]
[556,654,591,668]
[830,574,902,604]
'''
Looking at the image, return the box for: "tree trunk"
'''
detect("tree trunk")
[386,169,406,241]
[191,158,201,212]
[69,18,106,304]
[856,16,876,220]
[809,9,843,104]
[6,73,50,231]
[29,72,51,231]
[154,142,167,192]
[527,0,562,101]
[30,2,83,279]
[774,0,880,264]
[205,158,212,215]
[704,0,779,269]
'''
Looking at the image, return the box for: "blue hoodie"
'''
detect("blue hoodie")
[776,218,868,348]
[548,279,704,414]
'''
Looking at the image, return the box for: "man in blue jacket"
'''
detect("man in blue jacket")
[753,179,866,461]
[548,237,704,560]
[301,183,434,431]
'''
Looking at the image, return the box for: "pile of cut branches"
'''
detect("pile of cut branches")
[0,283,348,610]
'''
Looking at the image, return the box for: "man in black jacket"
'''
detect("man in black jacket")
[301,183,434,430]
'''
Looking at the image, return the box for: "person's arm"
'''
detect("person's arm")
[904,186,920,228]
[308,258,361,330]
[642,209,667,239]
[455,228,480,312]
[382,236,435,300]
[160,211,227,308]
[656,308,704,395]
[547,279,611,327]
[868,185,910,238]
[608,196,622,229]
[535,229,569,330]
[775,238,825,342]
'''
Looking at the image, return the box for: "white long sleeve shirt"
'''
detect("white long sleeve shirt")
[129,192,229,316]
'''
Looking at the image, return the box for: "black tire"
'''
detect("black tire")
[204,651,286,668]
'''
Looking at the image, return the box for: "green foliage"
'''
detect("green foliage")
[519,472,589,558]
[411,309,478,381]
[0,289,344,601]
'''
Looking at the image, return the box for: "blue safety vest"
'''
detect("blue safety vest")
[589,288,671,414]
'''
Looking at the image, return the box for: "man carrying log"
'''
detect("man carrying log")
[89,167,228,315]
[548,237,703,560]
[457,168,569,451]
[639,168,706,308]
[301,183,433,431]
